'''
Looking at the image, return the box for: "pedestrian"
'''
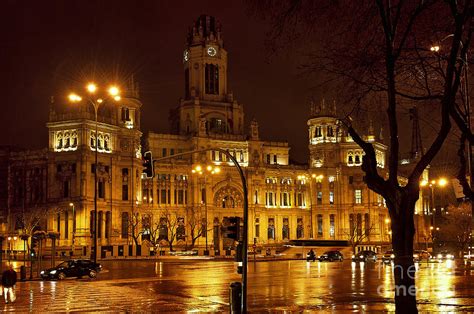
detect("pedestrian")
[2,264,17,304]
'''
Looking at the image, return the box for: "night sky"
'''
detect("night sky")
[1,0,459,167]
[1,0,313,163]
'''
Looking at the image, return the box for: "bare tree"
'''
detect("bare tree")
[343,219,376,254]
[158,207,181,252]
[17,205,61,253]
[251,1,473,312]
[186,206,206,250]
[128,208,142,247]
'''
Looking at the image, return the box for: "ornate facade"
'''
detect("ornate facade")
[1,15,435,256]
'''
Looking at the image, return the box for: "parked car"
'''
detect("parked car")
[382,250,395,263]
[318,250,343,262]
[352,250,377,262]
[413,250,431,262]
[432,251,455,261]
[41,259,102,280]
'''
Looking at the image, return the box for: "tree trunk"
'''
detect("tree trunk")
[390,197,418,313]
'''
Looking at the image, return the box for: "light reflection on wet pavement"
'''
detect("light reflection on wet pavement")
[2,259,474,312]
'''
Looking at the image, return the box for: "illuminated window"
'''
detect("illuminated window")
[297,218,304,239]
[317,214,323,236]
[265,191,275,206]
[329,191,334,204]
[329,214,335,237]
[267,218,275,240]
[317,191,323,205]
[282,217,289,239]
[355,189,362,204]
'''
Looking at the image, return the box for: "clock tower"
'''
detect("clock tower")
[170,15,244,137]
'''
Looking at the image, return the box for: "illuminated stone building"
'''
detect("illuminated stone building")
[141,15,391,253]
[0,15,409,256]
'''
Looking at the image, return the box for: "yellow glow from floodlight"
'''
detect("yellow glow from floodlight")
[97,98,103,103]
[108,86,120,96]
[214,167,221,174]
[87,83,97,93]
[69,203,74,207]
[420,180,428,187]
[207,165,213,171]
[114,95,121,101]
[311,174,316,178]
[195,165,202,172]
[438,178,447,187]
[68,93,81,102]
[430,45,440,52]
[385,218,390,224]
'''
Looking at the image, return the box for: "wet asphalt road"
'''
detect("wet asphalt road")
[2,259,474,312]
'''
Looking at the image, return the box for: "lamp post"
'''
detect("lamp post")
[68,83,121,263]
[192,164,221,255]
[69,203,76,256]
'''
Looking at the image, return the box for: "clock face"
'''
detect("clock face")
[207,46,217,57]
[183,50,189,62]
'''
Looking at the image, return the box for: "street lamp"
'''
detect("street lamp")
[68,83,121,263]
[192,164,220,255]
[69,203,76,256]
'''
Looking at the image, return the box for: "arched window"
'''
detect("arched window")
[71,131,78,147]
[57,132,63,149]
[64,132,70,148]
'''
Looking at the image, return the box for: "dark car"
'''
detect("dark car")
[352,250,377,262]
[319,250,343,262]
[382,250,395,263]
[41,259,102,280]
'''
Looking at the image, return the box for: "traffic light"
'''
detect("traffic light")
[225,216,240,240]
[143,151,153,178]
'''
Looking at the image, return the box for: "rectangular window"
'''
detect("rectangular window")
[329,214,335,238]
[205,64,219,94]
[177,190,184,205]
[254,190,258,204]
[63,180,70,198]
[266,192,274,206]
[317,214,323,237]
[329,191,334,204]
[122,184,128,201]
[297,192,303,207]
[98,181,105,199]
[266,154,270,164]
[255,218,260,238]
[317,191,323,205]
[160,189,167,205]
[121,212,129,238]
[162,148,167,157]
[273,155,277,164]
[170,148,175,155]
[122,168,129,176]
[91,164,96,174]
[355,189,362,204]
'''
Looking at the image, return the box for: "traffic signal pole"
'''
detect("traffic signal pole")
[152,148,249,312]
